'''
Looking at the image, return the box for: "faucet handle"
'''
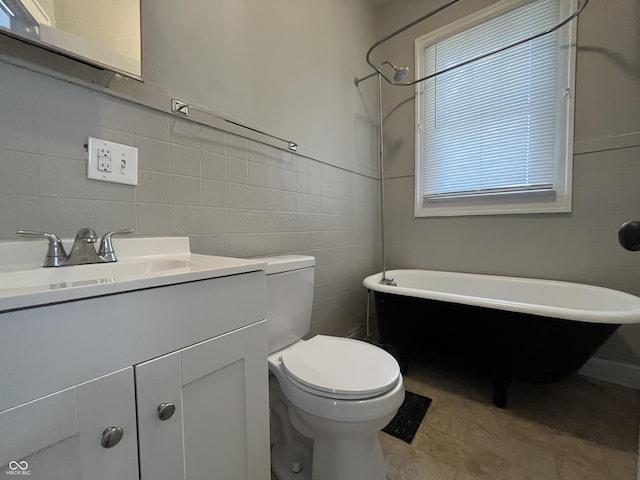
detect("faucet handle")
[98,229,133,262]
[17,230,68,267]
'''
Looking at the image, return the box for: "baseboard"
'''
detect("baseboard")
[578,357,640,389]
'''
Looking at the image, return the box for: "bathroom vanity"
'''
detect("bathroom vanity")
[0,237,270,479]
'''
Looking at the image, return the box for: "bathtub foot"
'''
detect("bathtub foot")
[492,377,510,409]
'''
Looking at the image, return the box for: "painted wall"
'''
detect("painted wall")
[143,0,380,176]
[377,0,640,366]
[0,0,382,338]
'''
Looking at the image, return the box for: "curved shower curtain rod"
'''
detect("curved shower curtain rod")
[359,0,589,294]
[362,0,589,87]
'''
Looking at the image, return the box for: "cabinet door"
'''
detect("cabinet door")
[136,320,270,480]
[0,367,138,480]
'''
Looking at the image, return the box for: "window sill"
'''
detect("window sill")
[414,191,572,217]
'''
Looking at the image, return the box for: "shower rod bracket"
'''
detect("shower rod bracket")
[170,98,298,152]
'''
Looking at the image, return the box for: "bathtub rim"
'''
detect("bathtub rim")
[363,269,640,325]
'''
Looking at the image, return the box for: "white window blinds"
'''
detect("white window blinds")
[420,0,562,201]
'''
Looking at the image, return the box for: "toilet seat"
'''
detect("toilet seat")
[279,335,400,400]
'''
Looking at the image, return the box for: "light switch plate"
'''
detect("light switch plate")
[87,137,138,185]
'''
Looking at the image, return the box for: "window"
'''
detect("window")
[0,10,10,29]
[414,0,576,217]
[0,0,12,29]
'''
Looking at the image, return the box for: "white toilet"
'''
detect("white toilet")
[258,255,404,480]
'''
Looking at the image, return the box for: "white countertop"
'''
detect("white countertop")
[0,236,266,312]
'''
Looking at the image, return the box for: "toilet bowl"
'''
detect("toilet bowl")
[269,337,404,480]
[254,255,404,480]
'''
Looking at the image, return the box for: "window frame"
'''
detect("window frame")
[414,0,577,218]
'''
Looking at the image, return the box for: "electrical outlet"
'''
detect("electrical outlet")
[87,137,138,185]
[97,149,112,172]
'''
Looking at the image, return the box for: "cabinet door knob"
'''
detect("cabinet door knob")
[101,426,124,448]
[157,402,176,421]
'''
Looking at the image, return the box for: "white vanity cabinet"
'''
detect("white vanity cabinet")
[136,322,268,480]
[0,267,269,480]
[0,367,139,480]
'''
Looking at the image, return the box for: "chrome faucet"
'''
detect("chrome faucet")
[17,228,133,267]
[67,227,101,265]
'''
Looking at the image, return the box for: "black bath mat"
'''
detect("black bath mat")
[382,390,432,444]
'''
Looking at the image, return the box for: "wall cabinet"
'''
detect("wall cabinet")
[0,271,269,480]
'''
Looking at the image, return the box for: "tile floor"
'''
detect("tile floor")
[380,351,640,480]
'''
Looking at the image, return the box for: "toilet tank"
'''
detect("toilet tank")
[254,255,315,354]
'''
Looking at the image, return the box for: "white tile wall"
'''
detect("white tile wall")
[0,62,380,338]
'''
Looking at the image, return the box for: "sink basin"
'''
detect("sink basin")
[0,258,192,290]
[0,236,266,311]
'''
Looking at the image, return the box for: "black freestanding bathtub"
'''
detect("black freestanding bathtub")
[363,269,640,408]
